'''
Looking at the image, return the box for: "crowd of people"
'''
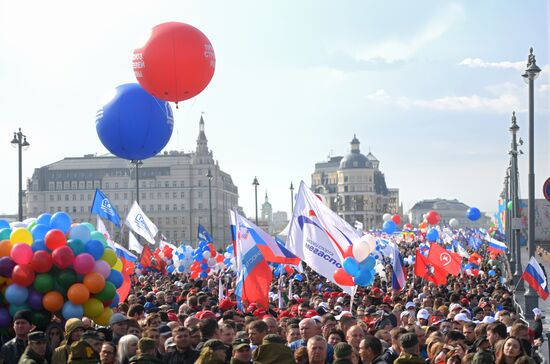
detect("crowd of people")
[0,232,546,364]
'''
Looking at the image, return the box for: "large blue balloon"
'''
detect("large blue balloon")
[96,83,174,160]
[36,213,52,226]
[70,225,91,243]
[0,220,10,230]
[31,224,50,241]
[343,257,360,277]
[107,270,124,288]
[466,207,481,221]
[50,212,72,233]
[85,240,105,260]
[62,302,84,320]
[383,220,397,234]
[427,228,439,242]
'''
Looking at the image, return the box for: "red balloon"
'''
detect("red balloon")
[333,268,354,286]
[12,264,35,287]
[45,229,67,250]
[31,251,53,273]
[391,214,401,225]
[133,22,216,103]
[52,246,75,269]
[343,245,354,258]
[426,210,440,225]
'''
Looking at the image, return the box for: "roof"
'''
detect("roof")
[410,199,470,211]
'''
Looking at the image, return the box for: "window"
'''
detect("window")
[198,203,203,209]
[173,204,177,211]
[86,181,92,189]
[105,183,109,189]
[165,217,170,224]
[72,194,76,201]
[198,191,203,198]
[141,193,146,200]
[198,180,202,187]
[71,181,77,189]
[181,204,185,210]
[172,181,177,188]
[157,192,161,199]
[180,181,185,187]
[165,192,169,199]
[173,231,178,239]
[33,207,37,214]
[157,204,162,211]
[115,183,119,189]
[149,205,154,212]
[165,204,169,211]
[80,206,84,213]
[80,194,84,201]
[180,192,185,198]
[173,192,177,199]
[173,217,177,224]
[49,195,54,202]
[50,207,54,213]
[165,182,169,188]
[65,194,69,201]
[49,182,55,191]
[72,207,77,213]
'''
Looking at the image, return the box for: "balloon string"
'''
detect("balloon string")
[175,102,179,109]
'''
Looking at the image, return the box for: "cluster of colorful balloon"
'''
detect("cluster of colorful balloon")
[223,244,236,270]
[0,212,125,329]
[189,241,224,279]
[382,214,401,234]
[332,234,377,287]
[169,245,195,274]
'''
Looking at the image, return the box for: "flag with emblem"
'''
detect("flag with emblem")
[124,201,158,245]
[427,242,461,276]
[91,188,121,227]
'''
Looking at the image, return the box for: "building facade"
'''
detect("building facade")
[25,117,239,247]
[408,198,490,229]
[311,135,400,229]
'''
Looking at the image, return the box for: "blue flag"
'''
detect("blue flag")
[90,189,121,227]
[198,224,214,243]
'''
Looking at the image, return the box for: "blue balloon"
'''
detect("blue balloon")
[36,213,52,226]
[466,207,481,221]
[167,265,175,274]
[68,239,86,256]
[177,265,184,273]
[488,270,496,277]
[200,263,209,271]
[85,240,105,260]
[50,212,72,233]
[96,83,174,160]
[294,274,303,281]
[0,220,10,230]
[199,272,208,278]
[32,239,48,252]
[383,220,397,234]
[343,257,360,277]
[226,245,234,254]
[31,224,50,242]
[109,293,120,308]
[5,284,29,305]
[354,270,373,286]
[70,225,91,243]
[62,302,84,319]
[427,228,439,242]
[359,255,377,271]
[107,270,124,288]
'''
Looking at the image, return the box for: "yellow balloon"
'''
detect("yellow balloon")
[0,277,6,285]
[112,258,122,272]
[101,249,117,267]
[93,307,112,326]
[10,228,33,246]
[83,298,104,318]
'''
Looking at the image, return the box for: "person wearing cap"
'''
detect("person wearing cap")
[252,334,294,364]
[415,309,429,327]
[18,332,48,364]
[109,313,129,346]
[196,339,227,364]
[51,318,85,364]
[230,338,251,364]
[68,330,104,364]
[128,338,162,364]
[333,342,353,364]
[163,326,199,364]
[0,310,33,364]
[394,333,424,364]
[157,325,171,355]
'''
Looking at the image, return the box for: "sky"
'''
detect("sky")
[0,0,549,222]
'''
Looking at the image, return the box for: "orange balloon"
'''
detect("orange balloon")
[83,272,105,294]
[418,222,427,229]
[43,291,64,312]
[67,283,90,305]
[0,240,12,257]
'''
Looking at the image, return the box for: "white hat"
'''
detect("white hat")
[335,311,353,320]
[334,305,343,312]
[533,308,542,316]
[405,302,416,310]
[336,297,345,304]
[400,311,410,319]
[454,313,471,322]
[449,303,462,312]
[481,316,496,324]
[417,309,430,320]
[318,302,329,310]
[293,294,300,300]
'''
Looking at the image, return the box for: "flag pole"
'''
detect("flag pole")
[349,286,356,314]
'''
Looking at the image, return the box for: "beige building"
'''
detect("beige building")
[311,135,400,230]
[408,198,490,229]
[25,117,239,247]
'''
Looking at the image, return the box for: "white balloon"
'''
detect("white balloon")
[353,234,377,262]
[10,221,26,229]
[224,252,231,259]
[382,213,392,222]
[202,251,211,260]
[208,258,216,267]
[449,218,459,228]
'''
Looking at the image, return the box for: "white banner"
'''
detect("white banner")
[124,201,158,245]
[128,231,143,254]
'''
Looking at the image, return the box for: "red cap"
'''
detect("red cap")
[196,310,217,320]
[371,287,382,296]
[219,298,236,311]
[278,310,290,319]
[253,308,267,317]
[330,292,339,299]
[323,292,331,298]
[304,310,317,318]
[167,312,178,322]
[460,298,469,306]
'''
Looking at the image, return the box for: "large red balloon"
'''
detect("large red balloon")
[333,268,354,286]
[45,229,67,251]
[133,22,216,103]
[31,251,53,273]
[12,264,35,287]
[52,246,75,269]
[391,214,401,225]
[426,210,441,225]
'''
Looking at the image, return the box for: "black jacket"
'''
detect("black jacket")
[0,337,27,364]
[163,347,199,364]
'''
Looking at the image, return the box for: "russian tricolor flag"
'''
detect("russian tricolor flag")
[521,257,549,300]
[392,246,407,291]
[486,234,507,255]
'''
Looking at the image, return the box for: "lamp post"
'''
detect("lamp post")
[510,112,523,289]
[503,171,515,275]
[11,128,30,222]
[290,182,294,214]
[252,177,259,224]
[521,48,541,316]
[131,160,143,204]
[206,169,213,234]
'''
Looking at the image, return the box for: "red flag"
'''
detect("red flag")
[415,249,447,286]
[140,245,153,268]
[428,243,461,276]
[117,257,134,302]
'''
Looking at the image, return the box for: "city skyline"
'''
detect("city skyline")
[1,1,549,225]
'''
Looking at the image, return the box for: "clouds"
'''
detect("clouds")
[459,58,525,71]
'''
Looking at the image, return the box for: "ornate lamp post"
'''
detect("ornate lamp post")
[130,160,143,204]
[290,182,294,213]
[11,128,30,221]
[252,177,259,224]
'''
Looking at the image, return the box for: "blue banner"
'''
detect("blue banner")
[90,188,121,227]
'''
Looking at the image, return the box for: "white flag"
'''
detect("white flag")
[96,216,116,250]
[218,278,225,301]
[287,181,359,295]
[124,201,158,245]
[128,231,143,254]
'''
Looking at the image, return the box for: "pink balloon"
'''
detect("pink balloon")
[73,253,95,275]
[10,243,33,265]
[93,260,111,278]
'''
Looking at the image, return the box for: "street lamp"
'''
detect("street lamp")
[206,169,213,235]
[11,128,30,222]
[130,160,143,204]
[509,112,523,289]
[522,48,541,316]
[252,177,259,224]
[290,182,294,214]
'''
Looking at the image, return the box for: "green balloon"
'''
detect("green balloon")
[0,228,11,241]
[82,222,95,232]
[9,304,31,317]
[27,221,37,231]
[90,231,107,245]
[57,269,77,289]
[94,281,116,302]
[68,239,86,256]
[507,201,513,210]
[34,273,55,293]
[32,311,52,331]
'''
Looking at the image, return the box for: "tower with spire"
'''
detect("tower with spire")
[261,191,273,225]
